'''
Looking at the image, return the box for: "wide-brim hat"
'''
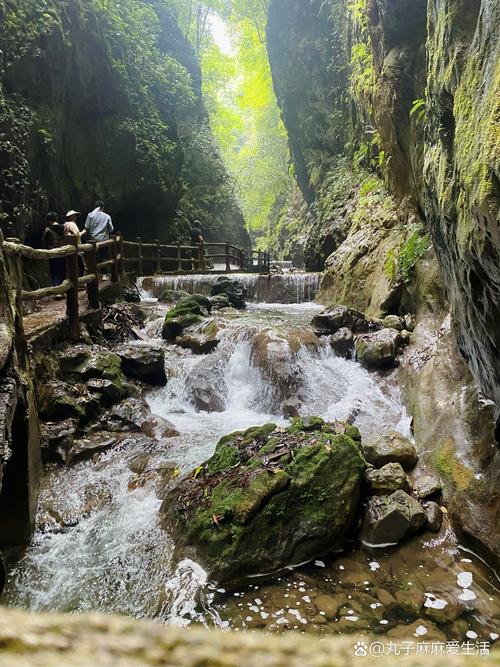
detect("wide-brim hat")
[66,210,81,219]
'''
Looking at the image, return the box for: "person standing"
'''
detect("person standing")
[190,219,204,269]
[85,201,114,276]
[65,210,86,276]
[84,201,113,242]
[42,212,66,286]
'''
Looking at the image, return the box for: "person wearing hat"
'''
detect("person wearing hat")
[64,210,86,238]
[64,210,86,276]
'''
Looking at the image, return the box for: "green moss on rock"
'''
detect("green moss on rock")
[161,418,366,585]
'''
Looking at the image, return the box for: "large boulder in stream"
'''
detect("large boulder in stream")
[250,328,320,411]
[161,297,212,341]
[355,328,402,369]
[312,305,368,336]
[161,417,366,585]
[210,276,247,309]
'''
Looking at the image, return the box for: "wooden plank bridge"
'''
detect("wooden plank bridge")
[1,233,270,342]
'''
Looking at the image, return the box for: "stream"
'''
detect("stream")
[2,275,499,642]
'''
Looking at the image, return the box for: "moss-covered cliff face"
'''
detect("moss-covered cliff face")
[0,1,249,247]
[268,0,500,415]
[423,0,500,413]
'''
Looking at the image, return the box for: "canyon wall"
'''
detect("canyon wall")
[0,1,249,247]
[267,0,500,558]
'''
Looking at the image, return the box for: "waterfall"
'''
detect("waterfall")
[139,272,321,304]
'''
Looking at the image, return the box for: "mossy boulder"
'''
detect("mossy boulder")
[210,276,247,309]
[161,297,211,341]
[161,417,366,585]
[57,344,128,399]
[158,289,191,303]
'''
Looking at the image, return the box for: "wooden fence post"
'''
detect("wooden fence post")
[85,242,100,310]
[177,244,182,272]
[155,239,161,274]
[5,242,27,358]
[110,235,119,283]
[65,237,80,339]
[225,242,231,273]
[198,241,206,271]
[117,232,125,277]
[136,237,143,275]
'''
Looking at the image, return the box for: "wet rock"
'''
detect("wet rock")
[283,403,300,419]
[363,431,418,470]
[210,276,247,309]
[414,475,442,500]
[355,328,401,369]
[115,342,167,386]
[394,584,425,616]
[210,294,232,310]
[158,289,191,303]
[161,419,366,585]
[176,320,221,355]
[360,490,427,546]
[97,398,178,438]
[314,593,348,620]
[365,463,411,495]
[129,461,180,496]
[38,381,100,422]
[161,298,209,340]
[381,315,404,331]
[86,378,125,405]
[185,354,227,412]
[40,419,78,464]
[329,327,354,358]
[250,328,320,409]
[58,345,125,387]
[423,591,464,624]
[400,330,412,345]
[66,433,122,465]
[128,453,152,475]
[387,618,447,642]
[121,283,141,303]
[375,588,399,611]
[311,305,368,336]
[424,501,443,533]
[403,314,416,332]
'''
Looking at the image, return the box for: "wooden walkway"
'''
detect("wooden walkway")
[1,233,270,345]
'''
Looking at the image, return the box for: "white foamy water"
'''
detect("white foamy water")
[139,271,321,304]
[3,301,411,625]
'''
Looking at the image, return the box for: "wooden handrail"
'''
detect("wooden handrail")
[1,230,270,347]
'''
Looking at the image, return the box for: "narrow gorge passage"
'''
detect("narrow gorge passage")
[2,281,498,641]
[0,0,499,662]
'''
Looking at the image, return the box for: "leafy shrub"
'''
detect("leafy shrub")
[385,225,430,284]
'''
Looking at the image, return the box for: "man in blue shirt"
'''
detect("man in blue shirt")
[85,201,114,242]
[85,201,114,276]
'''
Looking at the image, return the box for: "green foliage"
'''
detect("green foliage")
[198,5,292,246]
[385,224,430,284]
[410,98,428,125]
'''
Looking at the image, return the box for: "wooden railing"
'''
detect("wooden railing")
[122,238,271,275]
[2,234,125,339]
[1,233,271,340]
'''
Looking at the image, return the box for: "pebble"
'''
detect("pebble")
[466,630,478,640]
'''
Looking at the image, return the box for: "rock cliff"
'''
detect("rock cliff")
[267,0,500,557]
[0,1,249,247]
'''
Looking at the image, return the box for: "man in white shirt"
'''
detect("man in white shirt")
[85,201,114,242]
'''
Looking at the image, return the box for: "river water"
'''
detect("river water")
[2,276,499,643]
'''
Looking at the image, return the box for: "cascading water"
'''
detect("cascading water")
[139,272,321,304]
[3,300,499,640]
